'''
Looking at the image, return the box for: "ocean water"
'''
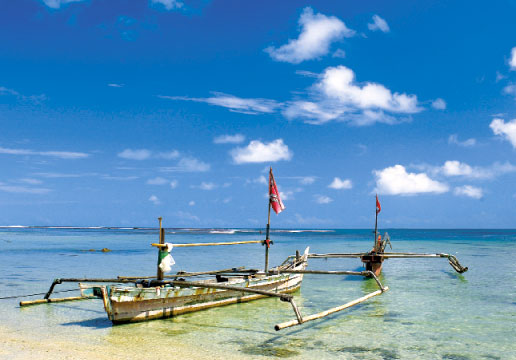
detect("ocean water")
[0,227,514,359]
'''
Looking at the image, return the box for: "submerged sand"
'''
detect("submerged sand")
[0,326,246,360]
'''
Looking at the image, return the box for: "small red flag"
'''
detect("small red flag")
[269,169,285,214]
[376,195,381,215]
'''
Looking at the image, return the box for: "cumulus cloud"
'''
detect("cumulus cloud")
[367,14,390,33]
[284,65,422,125]
[374,165,448,195]
[328,177,352,189]
[170,180,178,189]
[510,47,516,70]
[431,98,446,110]
[265,7,355,64]
[231,139,292,164]
[448,134,476,147]
[188,201,195,206]
[442,160,473,177]
[490,118,516,148]
[42,0,85,9]
[454,185,483,199]
[315,195,333,204]
[160,93,279,115]
[148,195,160,205]
[214,134,245,144]
[0,146,89,159]
[151,0,183,10]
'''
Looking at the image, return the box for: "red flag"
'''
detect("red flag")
[269,169,285,214]
[376,195,381,215]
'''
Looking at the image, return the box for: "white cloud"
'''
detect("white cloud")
[248,175,267,185]
[319,66,420,113]
[284,65,422,125]
[374,165,449,195]
[265,7,355,64]
[454,185,483,199]
[107,83,124,88]
[0,86,46,104]
[503,84,516,98]
[188,200,195,206]
[177,157,210,172]
[0,146,89,159]
[19,178,42,185]
[367,14,390,33]
[332,49,346,58]
[328,177,352,189]
[118,149,179,161]
[315,195,333,204]
[148,195,160,205]
[300,176,316,185]
[0,182,51,194]
[509,47,516,70]
[490,118,516,148]
[421,160,516,179]
[147,177,168,185]
[170,180,178,189]
[431,98,446,110]
[192,182,217,191]
[160,93,279,115]
[442,160,473,176]
[214,134,245,144]
[42,0,85,9]
[118,149,151,160]
[231,139,292,164]
[448,134,476,147]
[151,0,183,10]
[158,150,180,159]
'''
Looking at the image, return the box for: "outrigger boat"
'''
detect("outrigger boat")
[19,169,390,331]
[309,195,468,276]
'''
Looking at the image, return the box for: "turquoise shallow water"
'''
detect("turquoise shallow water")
[0,228,515,359]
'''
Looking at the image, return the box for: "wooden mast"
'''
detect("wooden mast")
[264,167,272,273]
[157,217,164,280]
[374,194,378,251]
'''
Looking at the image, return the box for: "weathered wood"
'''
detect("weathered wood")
[274,286,389,331]
[169,280,293,301]
[273,269,385,291]
[151,240,264,248]
[117,267,247,280]
[20,296,86,307]
[157,227,166,280]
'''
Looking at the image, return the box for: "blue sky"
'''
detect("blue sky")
[1,0,516,228]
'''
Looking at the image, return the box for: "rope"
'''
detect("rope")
[0,288,78,300]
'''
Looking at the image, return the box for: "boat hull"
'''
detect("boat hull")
[101,253,308,324]
[360,253,383,277]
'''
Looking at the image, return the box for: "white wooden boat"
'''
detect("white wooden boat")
[100,248,309,323]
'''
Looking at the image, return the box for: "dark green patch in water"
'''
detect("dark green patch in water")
[240,342,301,358]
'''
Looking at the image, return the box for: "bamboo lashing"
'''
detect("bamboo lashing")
[275,286,389,331]
[151,240,264,248]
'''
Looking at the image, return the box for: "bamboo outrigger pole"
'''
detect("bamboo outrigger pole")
[157,217,164,281]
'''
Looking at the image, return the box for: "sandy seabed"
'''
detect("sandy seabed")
[0,326,246,360]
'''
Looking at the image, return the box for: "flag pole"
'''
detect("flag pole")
[374,195,378,251]
[265,167,272,273]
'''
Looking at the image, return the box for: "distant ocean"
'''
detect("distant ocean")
[0,227,514,359]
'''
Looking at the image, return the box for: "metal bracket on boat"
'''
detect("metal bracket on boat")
[273,269,389,331]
